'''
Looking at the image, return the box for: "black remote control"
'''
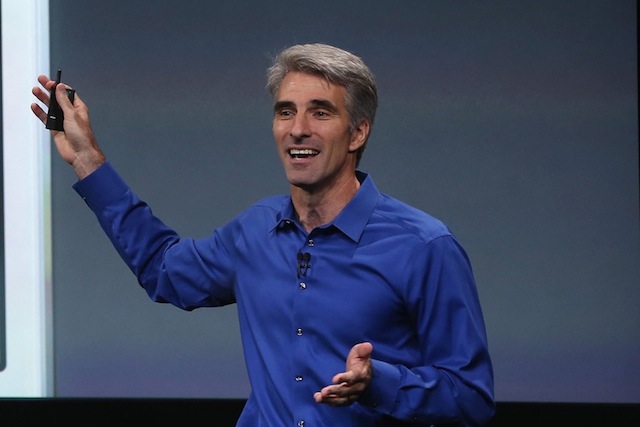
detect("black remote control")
[46,69,75,131]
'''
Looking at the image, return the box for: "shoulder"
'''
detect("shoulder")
[373,193,453,245]
[251,194,290,210]
[214,194,290,245]
[230,194,290,224]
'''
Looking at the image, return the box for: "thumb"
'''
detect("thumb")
[55,83,75,111]
[347,342,373,366]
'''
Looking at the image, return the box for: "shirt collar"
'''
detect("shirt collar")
[332,171,379,242]
[274,171,380,242]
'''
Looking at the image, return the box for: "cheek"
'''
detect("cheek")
[272,121,290,141]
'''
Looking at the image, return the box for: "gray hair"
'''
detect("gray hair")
[266,43,378,165]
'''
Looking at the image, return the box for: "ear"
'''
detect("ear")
[348,120,370,153]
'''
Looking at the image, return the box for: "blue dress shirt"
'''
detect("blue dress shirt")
[74,162,495,426]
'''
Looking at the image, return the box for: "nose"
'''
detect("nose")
[289,113,311,140]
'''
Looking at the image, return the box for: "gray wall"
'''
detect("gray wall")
[49,0,639,402]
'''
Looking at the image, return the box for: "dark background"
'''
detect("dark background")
[37,0,639,409]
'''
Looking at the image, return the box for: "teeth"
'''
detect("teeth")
[290,149,319,157]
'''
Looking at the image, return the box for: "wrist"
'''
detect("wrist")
[72,150,106,180]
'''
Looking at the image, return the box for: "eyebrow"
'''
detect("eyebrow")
[273,100,294,113]
[308,99,339,113]
[273,99,339,114]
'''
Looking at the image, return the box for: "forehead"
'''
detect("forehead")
[277,71,346,103]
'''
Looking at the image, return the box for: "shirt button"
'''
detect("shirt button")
[299,282,306,289]
[297,421,305,427]
[295,375,303,382]
[296,328,303,336]
[307,239,314,247]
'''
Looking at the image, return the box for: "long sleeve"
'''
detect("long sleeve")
[72,165,494,426]
[73,161,236,309]
[358,235,495,426]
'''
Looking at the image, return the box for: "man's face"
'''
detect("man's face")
[272,71,365,193]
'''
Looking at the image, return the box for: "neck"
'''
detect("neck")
[292,174,361,233]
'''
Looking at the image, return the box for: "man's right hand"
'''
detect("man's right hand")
[31,75,106,179]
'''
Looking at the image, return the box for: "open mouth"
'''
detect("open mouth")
[289,149,319,159]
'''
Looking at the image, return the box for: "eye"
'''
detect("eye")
[276,109,294,118]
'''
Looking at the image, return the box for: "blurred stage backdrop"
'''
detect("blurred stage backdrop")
[43,0,638,403]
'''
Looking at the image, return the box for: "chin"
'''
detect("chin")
[288,178,311,188]
[287,176,316,191]
[285,170,310,185]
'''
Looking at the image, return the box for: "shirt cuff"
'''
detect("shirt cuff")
[72,161,129,212]
[358,359,402,414]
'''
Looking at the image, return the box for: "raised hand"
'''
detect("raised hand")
[31,75,105,179]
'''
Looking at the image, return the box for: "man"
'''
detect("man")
[31,43,495,426]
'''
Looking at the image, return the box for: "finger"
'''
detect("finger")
[326,381,348,392]
[315,391,357,407]
[322,382,350,398]
[315,394,348,406]
[37,74,54,90]
[30,102,47,123]
[32,85,51,106]
[329,396,353,406]
[333,363,369,385]
[332,371,353,384]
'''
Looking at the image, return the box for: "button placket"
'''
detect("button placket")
[292,236,315,427]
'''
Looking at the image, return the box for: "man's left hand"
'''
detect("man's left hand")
[313,342,373,406]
